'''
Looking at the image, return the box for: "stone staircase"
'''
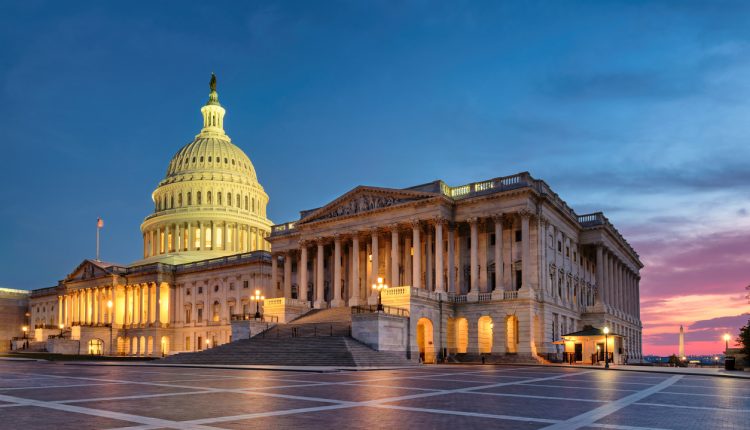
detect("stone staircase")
[160,336,414,367]
[162,307,414,367]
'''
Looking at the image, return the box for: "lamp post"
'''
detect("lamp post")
[723,333,731,353]
[21,326,28,339]
[58,323,64,337]
[714,356,719,367]
[371,277,389,312]
[603,326,610,369]
[205,339,211,349]
[251,290,265,319]
[107,300,113,356]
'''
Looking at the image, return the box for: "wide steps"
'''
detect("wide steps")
[161,336,414,367]
[289,307,352,325]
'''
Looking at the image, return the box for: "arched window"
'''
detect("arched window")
[236,195,240,208]
[207,191,212,204]
[217,192,222,205]
[178,193,183,207]
[245,196,249,210]
[227,193,232,206]
[197,191,202,205]
[252,198,255,213]
[187,192,192,205]
[170,195,174,209]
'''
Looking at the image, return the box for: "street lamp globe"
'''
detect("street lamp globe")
[603,326,610,369]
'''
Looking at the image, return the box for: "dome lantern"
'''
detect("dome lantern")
[199,73,227,138]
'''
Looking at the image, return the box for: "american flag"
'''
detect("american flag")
[97,217,104,229]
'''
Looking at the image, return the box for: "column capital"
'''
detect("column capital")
[466,216,478,225]
[410,218,422,229]
[518,209,533,219]
[332,233,342,243]
[491,213,505,222]
[431,216,446,226]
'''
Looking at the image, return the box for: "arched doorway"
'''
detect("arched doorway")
[139,336,146,356]
[506,315,519,353]
[88,339,104,355]
[116,336,125,355]
[161,336,170,356]
[416,317,435,364]
[478,316,493,354]
[456,318,468,353]
[212,301,221,322]
[147,336,154,356]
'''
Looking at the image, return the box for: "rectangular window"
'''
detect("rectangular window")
[198,287,203,294]
[185,336,191,351]
[558,241,562,252]
[243,280,249,289]
[229,283,235,291]
[490,233,496,246]
[197,336,202,350]
[194,228,201,249]
[515,230,522,242]
[197,308,203,322]
[515,270,522,290]
[566,246,570,257]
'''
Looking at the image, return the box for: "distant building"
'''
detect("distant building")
[0,288,29,351]
[679,325,685,357]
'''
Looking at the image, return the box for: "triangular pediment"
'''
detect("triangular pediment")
[298,186,441,224]
[65,260,117,282]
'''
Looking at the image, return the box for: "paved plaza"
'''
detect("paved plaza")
[0,361,747,430]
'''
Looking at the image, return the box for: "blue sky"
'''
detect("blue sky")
[1,1,748,353]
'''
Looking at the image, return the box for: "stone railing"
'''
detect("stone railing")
[503,290,518,300]
[478,293,492,302]
[443,172,530,200]
[577,212,606,227]
[29,286,56,298]
[264,297,310,308]
[176,252,270,273]
[270,221,297,236]
[143,205,267,222]
[447,293,467,303]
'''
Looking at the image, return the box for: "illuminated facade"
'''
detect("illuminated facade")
[26,76,643,363]
[28,76,275,356]
[267,173,644,363]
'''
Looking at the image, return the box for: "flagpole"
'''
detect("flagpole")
[96,224,100,261]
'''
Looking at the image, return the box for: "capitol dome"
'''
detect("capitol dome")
[139,74,272,264]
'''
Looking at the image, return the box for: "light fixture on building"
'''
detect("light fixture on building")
[603,326,610,369]
[372,276,389,312]
[251,289,265,319]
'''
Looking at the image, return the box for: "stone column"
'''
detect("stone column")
[123,287,129,326]
[425,229,433,291]
[434,219,445,294]
[58,296,63,326]
[315,241,325,308]
[146,283,152,325]
[284,252,292,298]
[493,214,504,291]
[332,236,343,307]
[299,242,308,303]
[468,217,478,294]
[350,235,361,306]
[520,211,531,291]
[595,245,605,306]
[390,226,399,287]
[370,230,380,303]
[404,234,412,286]
[271,253,278,294]
[411,220,421,290]
[447,223,455,294]
[155,283,162,325]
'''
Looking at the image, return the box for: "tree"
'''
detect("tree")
[737,318,750,365]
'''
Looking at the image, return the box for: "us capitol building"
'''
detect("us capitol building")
[26,76,643,363]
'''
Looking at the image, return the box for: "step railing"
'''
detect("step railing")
[351,305,410,318]
[230,314,279,323]
[258,323,352,338]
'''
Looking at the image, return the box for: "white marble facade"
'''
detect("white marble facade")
[267,173,643,362]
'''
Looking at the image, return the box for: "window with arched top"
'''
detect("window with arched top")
[178,193,182,207]
[252,198,255,213]
[197,191,202,205]
[236,195,240,208]
[226,193,232,206]
[212,301,220,322]
[217,192,222,205]
[207,191,212,204]
[170,196,174,209]
[245,196,249,210]
[187,192,192,205]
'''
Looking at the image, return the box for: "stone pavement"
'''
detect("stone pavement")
[0,361,747,429]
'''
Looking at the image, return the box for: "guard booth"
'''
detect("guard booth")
[560,326,624,365]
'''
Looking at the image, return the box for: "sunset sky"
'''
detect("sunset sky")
[1,1,748,355]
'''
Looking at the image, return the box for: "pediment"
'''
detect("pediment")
[298,186,440,224]
[65,260,115,282]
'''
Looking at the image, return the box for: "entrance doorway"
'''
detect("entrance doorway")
[417,318,435,364]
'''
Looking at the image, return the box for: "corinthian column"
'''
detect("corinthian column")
[390,226,399,287]
[434,218,445,294]
[315,240,325,309]
[411,220,422,290]
[350,234,361,306]
[468,218,478,294]
[493,214,504,291]
[332,236,343,307]
[520,211,531,291]
[284,252,292,298]
[299,242,308,303]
